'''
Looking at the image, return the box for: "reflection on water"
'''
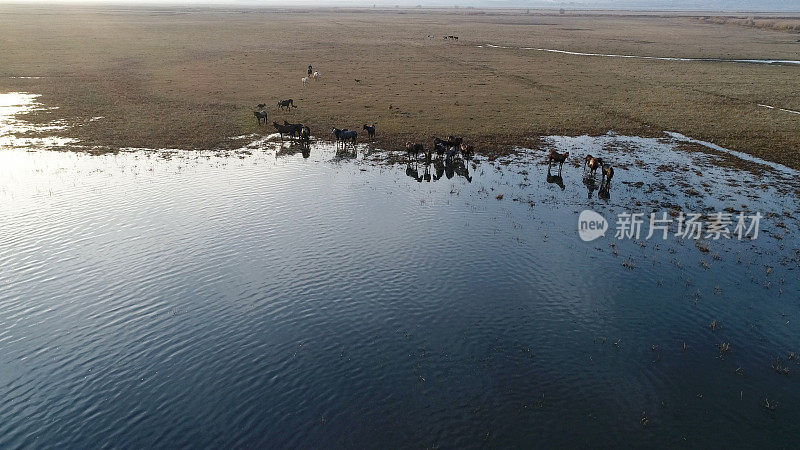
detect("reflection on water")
[2,101,800,447]
[406,158,473,183]
[546,166,565,190]
[583,174,598,199]
[0,93,76,150]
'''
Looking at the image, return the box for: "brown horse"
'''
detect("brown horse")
[548,149,569,171]
[584,154,603,175]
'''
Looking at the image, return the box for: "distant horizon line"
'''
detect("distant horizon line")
[1,1,799,13]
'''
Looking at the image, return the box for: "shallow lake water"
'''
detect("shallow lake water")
[1,94,800,448]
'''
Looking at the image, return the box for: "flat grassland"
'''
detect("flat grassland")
[1,6,799,166]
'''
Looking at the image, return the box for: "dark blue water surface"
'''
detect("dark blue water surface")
[1,132,799,448]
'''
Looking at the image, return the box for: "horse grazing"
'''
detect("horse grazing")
[277,99,296,110]
[548,149,569,171]
[363,123,376,138]
[313,71,321,80]
[405,141,424,161]
[273,121,296,140]
[301,76,309,86]
[584,155,603,176]
[253,110,268,125]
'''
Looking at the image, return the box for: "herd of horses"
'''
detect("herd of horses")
[546,150,615,198]
[253,97,615,198]
[404,136,473,164]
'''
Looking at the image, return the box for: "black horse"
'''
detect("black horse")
[277,99,296,110]
[434,136,463,160]
[300,126,311,144]
[273,121,296,140]
[338,130,357,147]
[332,128,347,144]
[405,141,424,162]
[363,123,376,138]
[253,110,268,125]
[283,120,304,139]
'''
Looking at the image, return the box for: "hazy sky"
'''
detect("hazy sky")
[4,0,799,11]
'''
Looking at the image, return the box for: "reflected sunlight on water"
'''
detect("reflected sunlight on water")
[1,92,800,448]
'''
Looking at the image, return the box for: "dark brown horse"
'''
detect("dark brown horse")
[405,141,424,162]
[363,123,376,138]
[548,149,569,172]
[584,154,603,175]
[277,99,296,110]
[273,121,296,140]
[254,110,268,125]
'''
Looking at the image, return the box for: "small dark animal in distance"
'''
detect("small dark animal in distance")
[277,99,296,110]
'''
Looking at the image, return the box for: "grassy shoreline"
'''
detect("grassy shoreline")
[2,5,799,167]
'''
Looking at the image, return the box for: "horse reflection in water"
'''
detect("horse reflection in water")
[598,165,614,199]
[583,174,597,198]
[276,140,311,159]
[334,142,357,158]
[444,157,472,182]
[546,165,565,190]
[406,161,423,182]
[406,156,472,183]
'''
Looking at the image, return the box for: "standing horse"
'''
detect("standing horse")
[338,130,357,147]
[283,121,304,139]
[273,121,296,140]
[584,154,603,176]
[253,110,268,125]
[363,123,376,138]
[277,99,296,110]
[548,150,569,172]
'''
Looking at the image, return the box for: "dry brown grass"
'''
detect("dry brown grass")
[697,16,800,34]
[1,5,799,167]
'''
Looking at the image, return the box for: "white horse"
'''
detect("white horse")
[312,71,321,80]
[301,76,309,85]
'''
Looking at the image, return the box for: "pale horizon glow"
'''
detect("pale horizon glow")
[2,0,799,12]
